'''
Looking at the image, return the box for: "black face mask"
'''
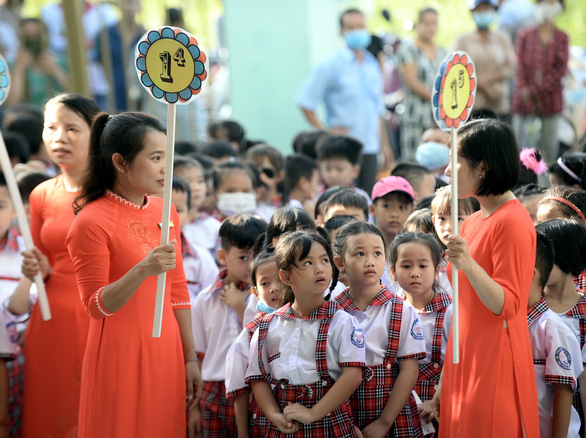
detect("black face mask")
[25,37,45,56]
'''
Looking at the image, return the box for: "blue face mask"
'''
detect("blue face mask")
[344,29,371,51]
[473,11,495,29]
[256,300,277,314]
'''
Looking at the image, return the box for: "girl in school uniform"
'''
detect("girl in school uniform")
[389,232,452,436]
[333,221,426,438]
[246,230,365,437]
[226,248,284,437]
[536,219,586,434]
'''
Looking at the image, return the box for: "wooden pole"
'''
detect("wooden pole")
[450,128,459,364]
[62,0,89,97]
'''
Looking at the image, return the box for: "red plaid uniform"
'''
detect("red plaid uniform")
[574,271,586,294]
[563,294,586,421]
[249,301,358,437]
[244,312,269,438]
[336,288,424,438]
[414,291,452,402]
[201,381,236,437]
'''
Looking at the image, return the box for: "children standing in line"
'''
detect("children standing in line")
[246,231,365,437]
[175,156,221,258]
[536,219,586,431]
[528,233,583,438]
[226,249,283,438]
[192,214,267,437]
[333,222,426,437]
[389,232,452,435]
[171,176,218,302]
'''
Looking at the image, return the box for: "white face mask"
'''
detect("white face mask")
[217,193,257,217]
[535,2,562,24]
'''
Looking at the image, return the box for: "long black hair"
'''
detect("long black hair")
[73,112,165,213]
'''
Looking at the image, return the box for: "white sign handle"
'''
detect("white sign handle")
[0,134,51,320]
[450,128,459,364]
[152,103,176,337]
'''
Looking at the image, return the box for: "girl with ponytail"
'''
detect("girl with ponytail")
[66,112,202,437]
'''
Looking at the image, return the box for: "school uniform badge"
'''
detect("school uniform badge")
[555,346,572,370]
[411,318,424,341]
[351,327,364,348]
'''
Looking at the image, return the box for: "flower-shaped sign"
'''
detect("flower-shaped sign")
[432,52,477,130]
[0,53,10,106]
[135,27,207,105]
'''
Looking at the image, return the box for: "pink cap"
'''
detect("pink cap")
[371,176,415,202]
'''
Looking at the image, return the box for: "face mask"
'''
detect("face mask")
[344,29,371,51]
[256,300,277,314]
[217,193,256,217]
[535,2,562,24]
[472,11,495,29]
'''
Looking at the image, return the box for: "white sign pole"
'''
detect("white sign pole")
[450,128,459,364]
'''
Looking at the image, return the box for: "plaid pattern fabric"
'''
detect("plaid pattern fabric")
[181,233,199,259]
[527,298,549,327]
[7,352,24,438]
[253,301,357,437]
[545,374,577,388]
[0,228,20,253]
[207,269,249,295]
[200,380,236,438]
[244,312,269,437]
[415,291,452,402]
[342,292,423,437]
[245,312,267,339]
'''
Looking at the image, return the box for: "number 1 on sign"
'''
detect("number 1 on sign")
[160,51,173,83]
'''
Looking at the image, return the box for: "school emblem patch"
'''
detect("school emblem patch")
[555,347,572,370]
[411,318,424,341]
[351,327,365,348]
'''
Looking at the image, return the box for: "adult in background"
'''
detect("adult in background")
[431,119,539,437]
[455,0,515,121]
[296,8,393,195]
[396,7,447,161]
[18,94,100,437]
[511,0,569,164]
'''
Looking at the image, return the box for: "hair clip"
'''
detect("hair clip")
[520,148,547,175]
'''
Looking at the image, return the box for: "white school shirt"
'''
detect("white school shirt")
[226,325,255,396]
[183,215,222,258]
[528,301,583,438]
[335,288,426,366]
[182,239,219,303]
[243,295,258,327]
[416,294,453,366]
[555,295,586,368]
[192,270,253,382]
[246,303,366,385]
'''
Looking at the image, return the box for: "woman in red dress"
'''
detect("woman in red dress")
[66,112,202,437]
[432,119,540,437]
[19,94,100,437]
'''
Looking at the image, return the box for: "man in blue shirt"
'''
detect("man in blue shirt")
[296,8,393,194]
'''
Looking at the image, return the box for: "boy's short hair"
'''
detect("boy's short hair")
[534,233,555,289]
[284,153,319,194]
[317,135,363,165]
[175,141,198,156]
[201,141,237,160]
[292,130,329,160]
[5,116,44,155]
[208,120,245,143]
[315,186,345,218]
[535,219,586,277]
[172,175,192,210]
[323,215,357,235]
[220,214,267,251]
[431,186,480,216]
[245,144,284,172]
[391,162,433,195]
[404,208,435,234]
[17,171,50,203]
[323,188,369,221]
[213,160,257,191]
[4,131,30,164]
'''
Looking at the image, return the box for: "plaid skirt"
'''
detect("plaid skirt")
[200,380,236,438]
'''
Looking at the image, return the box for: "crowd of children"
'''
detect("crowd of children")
[1,94,586,437]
